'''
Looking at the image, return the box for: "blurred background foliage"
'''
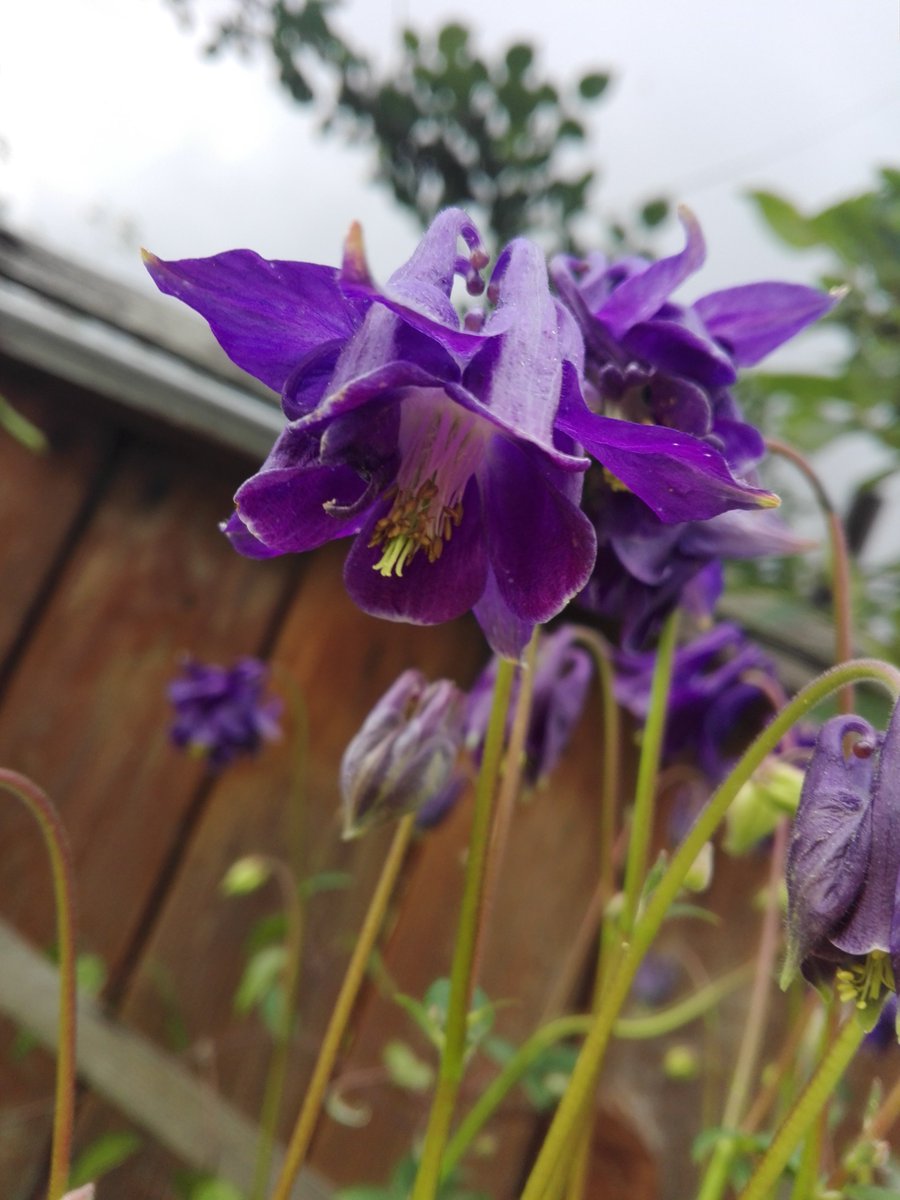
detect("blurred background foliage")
[166,0,669,252]
[168,0,898,658]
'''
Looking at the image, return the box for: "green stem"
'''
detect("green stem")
[441,964,750,1182]
[249,859,305,1200]
[442,1015,591,1180]
[0,770,77,1200]
[520,658,900,1200]
[736,1015,866,1200]
[470,631,538,985]
[619,609,680,939]
[250,671,310,1200]
[270,813,415,1200]
[696,820,789,1200]
[410,656,516,1200]
[572,627,622,985]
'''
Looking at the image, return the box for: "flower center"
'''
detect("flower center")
[836,950,896,1011]
[369,391,487,578]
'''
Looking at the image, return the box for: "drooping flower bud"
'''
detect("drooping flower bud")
[341,669,466,838]
[782,702,900,1025]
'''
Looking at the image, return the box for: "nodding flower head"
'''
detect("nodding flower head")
[340,669,467,838]
[145,210,597,660]
[783,702,900,1025]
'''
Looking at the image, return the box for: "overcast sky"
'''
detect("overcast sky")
[2,0,897,297]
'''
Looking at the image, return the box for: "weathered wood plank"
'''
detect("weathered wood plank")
[0,918,330,1199]
[0,425,297,1195]
[73,540,485,1193]
[0,367,115,676]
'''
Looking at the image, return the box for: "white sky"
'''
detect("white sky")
[2,0,898,295]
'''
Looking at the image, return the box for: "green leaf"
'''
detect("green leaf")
[640,197,669,228]
[578,71,610,99]
[748,190,820,248]
[68,1130,141,1187]
[382,1040,434,1092]
[300,869,353,898]
[505,43,534,77]
[234,945,287,1015]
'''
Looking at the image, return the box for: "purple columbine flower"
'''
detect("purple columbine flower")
[144,211,599,659]
[341,669,467,836]
[551,209,835,646]
[168,656,282,769]
[782,703,900,1019]
[614,623,782,782]
[465,625,593,788]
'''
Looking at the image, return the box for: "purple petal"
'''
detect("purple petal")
[472,569,535,660]
[221,511,283,559]
[681,508,815,560]
[464,240,569,450]
[235,450,368,554]
[557,392,779,522]
[695,282,837,366]
[595,208,706,340]
[340,209,489,353]
[624,319,737,389]
[481,437,596,623]
[143,250,366,392]
[833,703,900,960]
[343,478,488,625]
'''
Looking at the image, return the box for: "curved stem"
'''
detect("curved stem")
[248,858,305,1200]
[736,1014,866,1200]
[410,656,517,1200]
[767,438,855,713]
[442,1015,592,1180]
[270,813,415,1200]
[519,658,900,1200]
[470,631,538,985]
[695,820,789,1200]
[0,770,77,1200]
[620,609,680,939]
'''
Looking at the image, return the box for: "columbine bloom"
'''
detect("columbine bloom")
[614,623,783,782]
[168,656,282,769]
[144,210,597,659]
[783,702,900,1018]
[465,625,593,787]
[341,669,466,836]
[551,208,834,646]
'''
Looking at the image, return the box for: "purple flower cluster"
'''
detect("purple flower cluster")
[614,622,783,783]
[145,207,832,659]
[552,209,823,647]
[168,656,282,769]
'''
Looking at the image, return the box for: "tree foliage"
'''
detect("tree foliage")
[166,0,619,250]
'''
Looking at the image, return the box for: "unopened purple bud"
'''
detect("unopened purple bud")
[783,701,900,1016]
[341,669,466,838]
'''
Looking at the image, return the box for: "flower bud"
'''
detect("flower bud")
[341,669,466,838]
[782,702,900,1021]
[724,759,804,856]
